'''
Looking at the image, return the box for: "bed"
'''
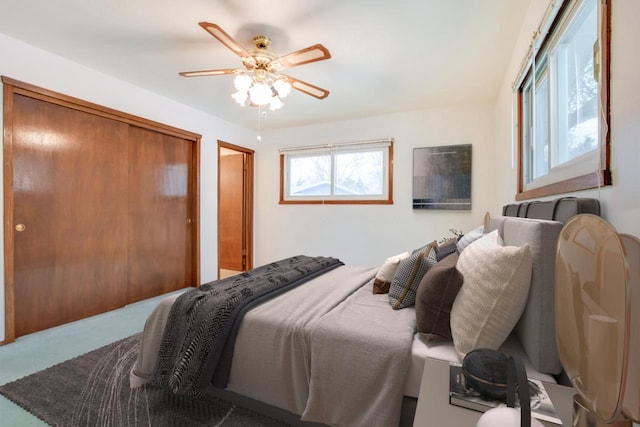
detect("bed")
[130,215,568,427]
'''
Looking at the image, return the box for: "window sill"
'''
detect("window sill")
[516,169,611,201]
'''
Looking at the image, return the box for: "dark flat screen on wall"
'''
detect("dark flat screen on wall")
[412,144,472,210]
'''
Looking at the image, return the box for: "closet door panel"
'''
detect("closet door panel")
[127,126,193,302]
[12,95,129,337]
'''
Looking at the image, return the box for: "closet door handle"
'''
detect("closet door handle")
[15,224,26,232]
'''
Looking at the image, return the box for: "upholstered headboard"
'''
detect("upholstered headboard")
[488,215,564,375]
[502,197,600,223]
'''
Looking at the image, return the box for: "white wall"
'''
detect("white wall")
[252,105,498,268]
[0,33,256,342]
[494,0,640,239]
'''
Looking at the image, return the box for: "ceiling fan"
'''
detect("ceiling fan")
[179,22,331,108]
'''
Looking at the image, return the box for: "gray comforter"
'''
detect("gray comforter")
[131,264,416,427]
[301,280,416,426]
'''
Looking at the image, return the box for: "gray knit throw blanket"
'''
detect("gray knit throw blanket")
[153,255,344,395]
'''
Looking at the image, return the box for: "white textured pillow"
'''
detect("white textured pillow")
[372,252,410,294]
[377,252,410,282]
[451,230,532,359]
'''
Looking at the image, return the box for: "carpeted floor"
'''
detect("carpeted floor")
[0,333,291,426]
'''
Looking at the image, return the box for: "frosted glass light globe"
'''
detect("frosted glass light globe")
[231,90,248,106]
[269,96,284,111]
[233,74,252,92]
[273,78,292,98]
[249,83,272,106]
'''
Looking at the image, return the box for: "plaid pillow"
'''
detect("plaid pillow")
[389,242,437,310]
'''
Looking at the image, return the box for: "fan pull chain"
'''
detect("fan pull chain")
[257,107,267,142]
[257,106,262,142]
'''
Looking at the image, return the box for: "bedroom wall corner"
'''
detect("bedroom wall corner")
[0,83,4,343]
[492,0,549,211]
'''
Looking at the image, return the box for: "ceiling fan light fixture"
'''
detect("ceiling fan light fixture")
[233,73,253,92]
[180,23,331,114]
[249,83,272,106]
[269,95,284,111]
[231,90,248,106]
[273,77,292,98]
[253,68,268,83]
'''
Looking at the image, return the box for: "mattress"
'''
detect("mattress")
[133,288,556,402]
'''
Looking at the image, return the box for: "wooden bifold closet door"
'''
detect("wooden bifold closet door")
[3,79,200,340]
[127,125,194,302]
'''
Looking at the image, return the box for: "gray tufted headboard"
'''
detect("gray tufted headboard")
[488,215,564,375]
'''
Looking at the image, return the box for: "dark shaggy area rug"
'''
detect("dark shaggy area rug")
[0,333,292,426]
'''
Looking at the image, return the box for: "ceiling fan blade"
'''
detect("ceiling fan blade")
[286,76,330,100]
[179,68,237,77]
[198,22,250,58]
[277,44,331,68]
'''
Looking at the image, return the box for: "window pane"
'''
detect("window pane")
[553,0,598,165]
[516,0,610,199]
[288,155,331,196]
[534,74,550,179]
[523,83,533,184]
[281,142,393,204]
[334,150,384,195]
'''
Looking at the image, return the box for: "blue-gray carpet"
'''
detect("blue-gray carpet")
[0,332,291,426]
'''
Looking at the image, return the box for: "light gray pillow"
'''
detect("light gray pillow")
[456,225,485,253]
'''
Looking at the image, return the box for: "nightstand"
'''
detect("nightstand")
[413,357,575,426]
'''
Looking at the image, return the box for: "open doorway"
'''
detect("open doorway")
[218,141,254,279]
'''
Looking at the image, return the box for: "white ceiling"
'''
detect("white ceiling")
[0,0,532,130]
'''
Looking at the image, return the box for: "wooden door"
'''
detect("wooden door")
[3,77,201,342]
[12,95,130,336]
[218,142,253,277]
[219,152,245,272]
[127,126,193,302]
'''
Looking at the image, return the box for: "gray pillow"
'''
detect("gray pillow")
[436,238,458,261]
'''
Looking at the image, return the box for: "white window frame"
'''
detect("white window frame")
[279,139,393,204]
[514,0,610,200]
